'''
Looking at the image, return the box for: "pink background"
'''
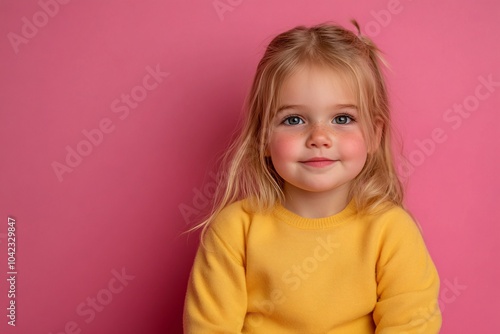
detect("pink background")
[1,0,499,333]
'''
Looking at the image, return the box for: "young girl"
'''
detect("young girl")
[183,21,442,333]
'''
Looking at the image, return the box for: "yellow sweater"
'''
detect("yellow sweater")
[183,200,442,333]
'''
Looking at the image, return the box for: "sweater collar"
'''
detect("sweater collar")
[272,199,357,229]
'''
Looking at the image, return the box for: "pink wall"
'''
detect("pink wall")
[0,0,499,333]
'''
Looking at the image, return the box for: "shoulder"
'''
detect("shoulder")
[209,199,254,236]
[365,204,424,242]
[369,203,417,226]
[203,200,255,263]
[363,204,436,268]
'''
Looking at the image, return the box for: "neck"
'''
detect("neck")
[283,183,351,218]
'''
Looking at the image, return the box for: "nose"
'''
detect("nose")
[306,124,332,148]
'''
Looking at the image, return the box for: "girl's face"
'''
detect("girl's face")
[267,64,368,203]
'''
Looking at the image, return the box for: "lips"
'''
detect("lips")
[300,157,336,167]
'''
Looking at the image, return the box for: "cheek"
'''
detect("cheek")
[269,132,301,162]
[338,133,368,161]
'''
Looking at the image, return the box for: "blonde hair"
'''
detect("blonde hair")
[188,20,404,237]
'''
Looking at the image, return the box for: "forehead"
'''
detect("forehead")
[277,63,358,109]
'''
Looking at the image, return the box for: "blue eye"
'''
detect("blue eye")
[333,115,353,124]
[283,116,304,125]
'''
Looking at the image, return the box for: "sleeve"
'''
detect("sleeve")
[183,223,248,333]
[372,209,442,334]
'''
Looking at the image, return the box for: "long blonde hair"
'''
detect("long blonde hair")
[188,20,404,237]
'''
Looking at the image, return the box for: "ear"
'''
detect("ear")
[370,119,384,153]
[263,135,271,157]
[264,145,271,157]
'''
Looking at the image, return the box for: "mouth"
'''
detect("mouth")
[300,157,336,167]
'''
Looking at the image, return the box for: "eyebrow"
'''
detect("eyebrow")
[276,103,359,114]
